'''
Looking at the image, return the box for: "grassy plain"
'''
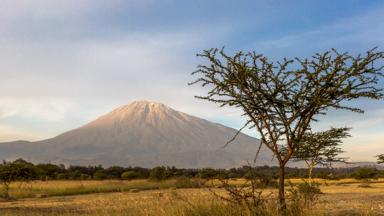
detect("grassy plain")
[0,178,384,215]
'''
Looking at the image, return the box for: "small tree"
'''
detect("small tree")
[149,166,167,181]
[93,170,107,180]
[376,154,384,164]
[353,167,379,179]
[0,161,37,199]
[291,127,351,184]
[121,171,140,180]
[191,47,384,210]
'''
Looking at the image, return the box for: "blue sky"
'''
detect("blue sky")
[0,0,383,161]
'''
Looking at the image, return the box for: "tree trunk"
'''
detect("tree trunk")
[2,182,10,200]
[308,162,314,186]
[278,163,286,212]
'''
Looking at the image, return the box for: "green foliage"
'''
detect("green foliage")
[79,174,91,180]
[121,171,140,180]
[244,172,277,188]
[352,168,379,179]
[0,158,379,183]
[292,127,350,166]
[104,166,125,179]
[93,170,107,180]
[0,159,37,199]
[35,163,65,180]
[376,154,384,164]
[55,173,69,180]
[199,168,218,179]
[149,166,167,181]
[191,47,384,209]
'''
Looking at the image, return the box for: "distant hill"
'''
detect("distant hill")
[0,101,274,168]
[331,162,384,170]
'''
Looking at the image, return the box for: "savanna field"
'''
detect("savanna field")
[1,1,384,216]
[1,178,384,216]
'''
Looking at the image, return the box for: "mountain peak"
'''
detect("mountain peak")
[84,100,182,128]
[121,100,169,111]
[113,100,173,116]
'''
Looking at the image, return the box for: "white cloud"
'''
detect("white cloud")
[0,97,74,122]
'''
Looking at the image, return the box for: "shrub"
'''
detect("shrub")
[56,173,69,180]
[79,174,91,180]
[198,168,217,179]
[288,180,322,211]
[174,177,200,188]
[352,168,379,179]
[93,170,107,180]
[149,166,167,181]
[121,171,140,180]
[0,161,38,199]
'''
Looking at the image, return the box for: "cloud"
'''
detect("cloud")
[0,1,231,141]
[0,97,74,122]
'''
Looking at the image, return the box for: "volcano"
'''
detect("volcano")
[0,101,273,168]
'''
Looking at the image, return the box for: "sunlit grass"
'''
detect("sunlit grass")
[7,179,192,199]
[0,179,384,215]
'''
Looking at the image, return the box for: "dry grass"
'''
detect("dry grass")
[4,179,191,199]
[0,179,384,215]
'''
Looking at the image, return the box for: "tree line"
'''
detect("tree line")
[1,158,382,182]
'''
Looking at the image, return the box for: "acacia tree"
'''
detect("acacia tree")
[190,48,384,210]
[376,154,384,164]
[291,127,351,184]
[0,160,36,199]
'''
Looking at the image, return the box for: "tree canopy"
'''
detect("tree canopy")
[291,127,351,182]
[292,127,351,166]
[376,154,384,164]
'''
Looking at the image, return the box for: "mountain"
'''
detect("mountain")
[0,101,274,168]
[331,162,384,170]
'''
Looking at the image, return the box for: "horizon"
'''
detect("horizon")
[1,0,383,162]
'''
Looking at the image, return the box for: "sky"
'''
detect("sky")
[0,0,383,161]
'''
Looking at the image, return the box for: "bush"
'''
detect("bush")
[56,173,69,180]
[93,170,107,180]
[0,161,38,199]
[149,166,167,181]
[288,180,322,211]
[198,168,217,179]
[243,170,276,188]
[121,171,140,180]
[352,168,379,179]
[174,177,200,188]
[79,174,91,180]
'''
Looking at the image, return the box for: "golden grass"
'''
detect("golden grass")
[6,179,186,199]
[0,179,384,215]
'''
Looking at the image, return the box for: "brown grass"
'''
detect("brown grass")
[0,179,384,215]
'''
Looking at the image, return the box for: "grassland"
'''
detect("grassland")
[0,178,384,215]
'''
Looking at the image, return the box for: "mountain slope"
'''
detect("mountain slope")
[0,101,273,168]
